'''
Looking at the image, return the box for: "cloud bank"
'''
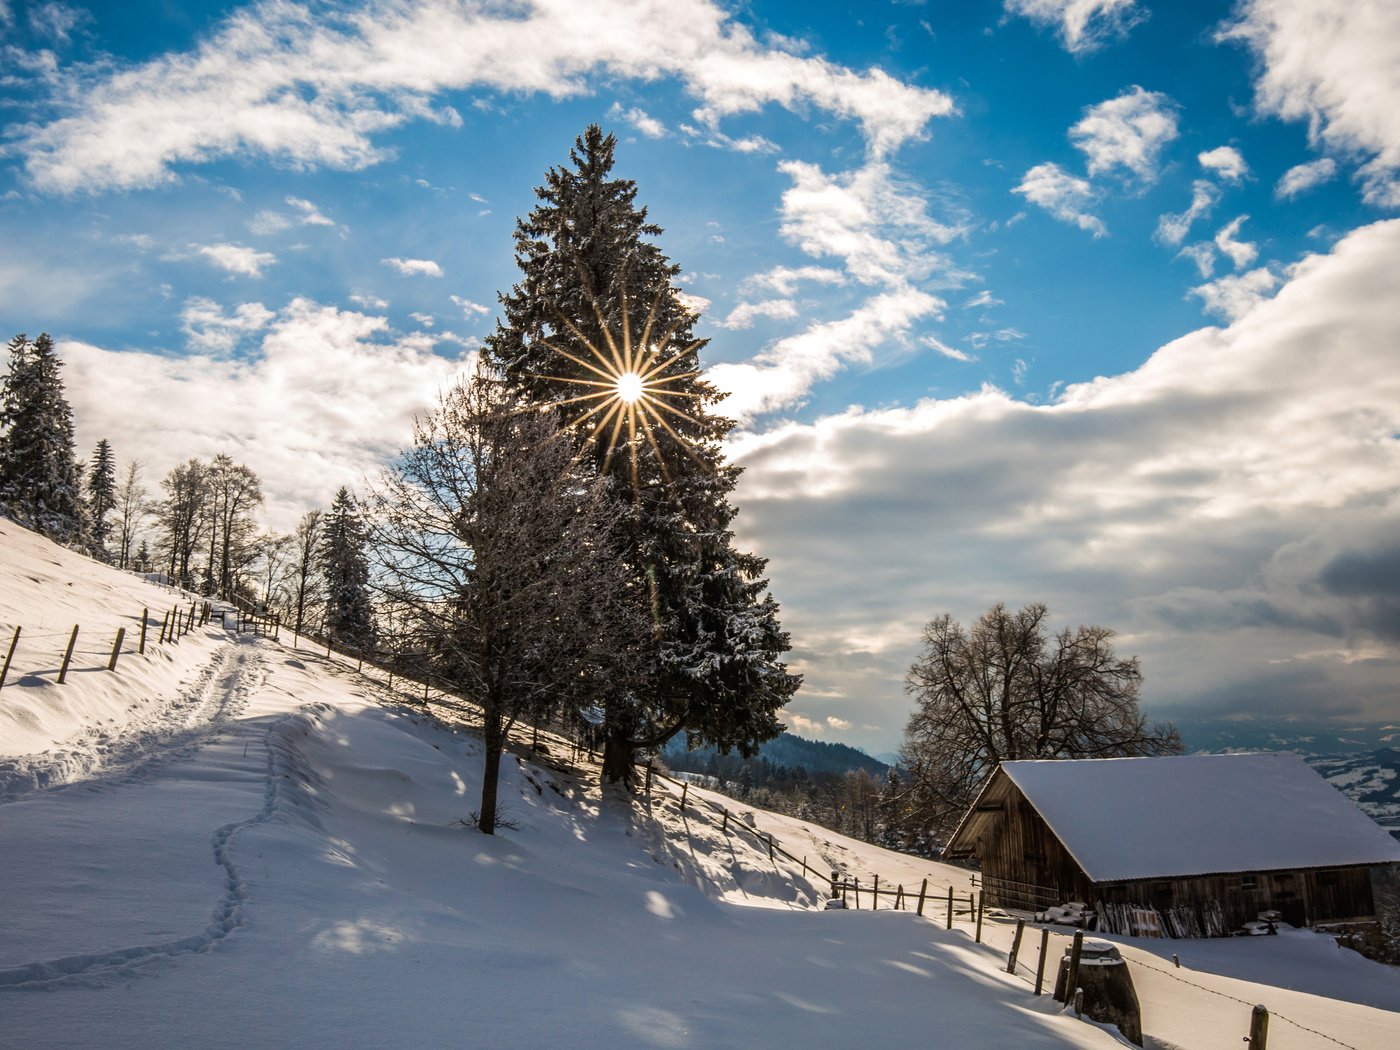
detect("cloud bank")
[730,220,1400,747]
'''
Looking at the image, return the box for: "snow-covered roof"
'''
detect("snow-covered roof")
[997,753,1400,882]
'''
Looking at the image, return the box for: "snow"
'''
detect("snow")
[2,520,1398,1049]
[998,754,1400,882]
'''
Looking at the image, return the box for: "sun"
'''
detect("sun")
[616,371,644,404]
[532,288,709,486]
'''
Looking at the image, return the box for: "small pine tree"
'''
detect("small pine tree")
[86,438,117,559]
[134,538,151,573]
[0,332,88,545]
[320,486,376,653]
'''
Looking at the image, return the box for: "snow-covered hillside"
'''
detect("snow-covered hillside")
[2,520,1397,1049]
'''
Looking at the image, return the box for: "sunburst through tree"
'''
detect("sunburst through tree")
[532,287,711,493]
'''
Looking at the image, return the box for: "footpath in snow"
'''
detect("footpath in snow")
[1,520,1397,1050]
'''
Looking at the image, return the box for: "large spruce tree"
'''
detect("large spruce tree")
[485,125,800,785]
[0,332,88,545]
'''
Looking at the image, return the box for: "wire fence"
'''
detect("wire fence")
[0,599,214,691]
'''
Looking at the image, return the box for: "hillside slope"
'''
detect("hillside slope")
[1,521,1397,1050]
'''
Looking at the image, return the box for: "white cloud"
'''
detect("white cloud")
[1213,215,1258,270]
[1275,157,1338,200]
[675,290,712,316]
[608,102,667,138]
[1070,86,1178,182]
[1155,179,1220,246]
[1190,266,1279,321]
[730,220,1400,743]
[1013,162,1106,237]
[450,294,490,318]
[922,335,973,362]
[1177,242,1217,278]
[711,287,943,419]
[963,289,1003,310]
[1003,0,1145,54]
[1198,145,1250,183]
[826,715,852,731]
[708,157,965,419]
[15,0,955,193]
[249,210,291,236]
[286,195,334,226]
[409,312,434,327]
[193,242,277,277]
[62,298,471,530]
[179,297,274,353]
[743,265,848,296]
[721,299,799,330]
[350,292,389,311]
[27,2,84,44]
[382,257,444,278]
[1222,0,1400,207]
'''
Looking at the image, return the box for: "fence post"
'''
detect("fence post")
[916,878,928,917]
[58,625,79,684]
[1247,1005,1268,1048]
[895,884,905,910]
[680,782,688,811]
[976,891,985,942]
[108,627,126,671]
[139,608,148,654]
[946,885,954,929]
[274,614,280,641]
[721,809,729,833]
[1006,919,1025,974]
[1067,930,1085,1004]
[0,625,19,691]
[873,874,880,910]
[159,608,170,644]
[853,877,860,909]
[1034,927,1050,995]
[767,834,775,863]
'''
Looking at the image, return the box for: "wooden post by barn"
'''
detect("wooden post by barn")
[1067,930,1085,1003]
[1034,927,1050,995]
[108,628,126,671]
[946,885,954,928]
[139,608,148,654]
[1247,1005,1268,1049]
[975,891,985,942]
[1006,919,1025,974]
[0,625,19,691]
[58,625,79,684]
[916,878,928,916]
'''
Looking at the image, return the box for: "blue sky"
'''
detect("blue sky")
[3,0,1398,752]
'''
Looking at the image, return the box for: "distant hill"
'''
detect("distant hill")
[1307,748,1400,838]
[1175,717,1400,755]
[661,731,888,780]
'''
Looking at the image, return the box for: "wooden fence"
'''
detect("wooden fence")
[0,600,213,692]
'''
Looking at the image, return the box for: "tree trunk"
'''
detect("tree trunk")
[601,729,637,788]
[479,710,505,835]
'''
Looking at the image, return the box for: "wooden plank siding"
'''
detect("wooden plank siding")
[951,775,1380,930]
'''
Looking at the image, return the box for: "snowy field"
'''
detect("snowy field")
[2,520,1398,1049]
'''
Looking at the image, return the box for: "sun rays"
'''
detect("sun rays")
[531,287,710,489]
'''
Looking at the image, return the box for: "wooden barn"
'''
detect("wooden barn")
[945,753,1400,937]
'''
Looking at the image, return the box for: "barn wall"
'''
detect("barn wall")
[1094,866,1375,929]
[965,778,1095,909]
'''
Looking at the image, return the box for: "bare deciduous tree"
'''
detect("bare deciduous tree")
[369,370,646,834]
[897,602,1181,842]
[115,459,148,570]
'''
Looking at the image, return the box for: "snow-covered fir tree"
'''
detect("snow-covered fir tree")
[85,438,117,559]
[320,486,376,654]
[0,332,88,545]
[484,125,800,786]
